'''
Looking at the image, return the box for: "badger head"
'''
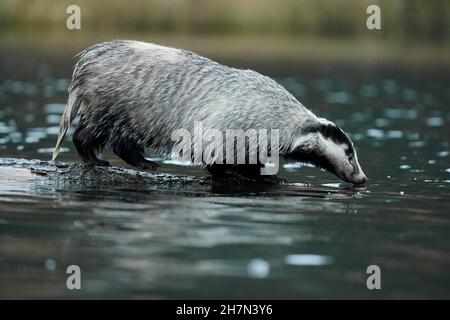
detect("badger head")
[286,119,367,186]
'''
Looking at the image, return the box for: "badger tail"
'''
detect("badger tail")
[52,89,81,161]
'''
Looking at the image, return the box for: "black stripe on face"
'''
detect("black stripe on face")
[318,124,354,155]
[287,147,336,174]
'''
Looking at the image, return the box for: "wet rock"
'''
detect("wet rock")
[0,157,209,187]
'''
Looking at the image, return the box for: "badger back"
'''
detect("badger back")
[62,40,317,162]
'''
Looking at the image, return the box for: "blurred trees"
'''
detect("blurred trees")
[0,0,448,44]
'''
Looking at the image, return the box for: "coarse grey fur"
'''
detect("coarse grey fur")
[53,40,367,185]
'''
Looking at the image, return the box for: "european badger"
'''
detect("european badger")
[52,40,367,185]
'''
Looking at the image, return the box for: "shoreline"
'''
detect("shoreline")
[1,32,449,69]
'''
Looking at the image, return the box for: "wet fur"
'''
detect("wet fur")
[53,40,365,183]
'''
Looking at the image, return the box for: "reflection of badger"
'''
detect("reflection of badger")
[53,40,367,185]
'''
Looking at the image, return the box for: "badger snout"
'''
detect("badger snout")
[351,172,368,186]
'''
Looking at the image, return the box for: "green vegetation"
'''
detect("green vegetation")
[0,0,448,44]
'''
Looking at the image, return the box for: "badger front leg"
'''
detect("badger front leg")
[207,164,285,184]
[207,163,263,177]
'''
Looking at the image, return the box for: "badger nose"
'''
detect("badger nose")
[352,172,367,186]
[355,174,367,185]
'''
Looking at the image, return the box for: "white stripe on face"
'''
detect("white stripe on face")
[290,133,317,152]
[319,137,348,166]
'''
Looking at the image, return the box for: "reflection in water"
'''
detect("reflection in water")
[0,47,449,298]
[284,254,333,266]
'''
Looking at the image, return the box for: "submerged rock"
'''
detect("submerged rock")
[0,158,291,196]
[0,158,361,197]
[0,157,210,187]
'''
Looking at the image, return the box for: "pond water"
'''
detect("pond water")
[0,43,449,299]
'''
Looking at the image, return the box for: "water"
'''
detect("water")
[0,43,449,299]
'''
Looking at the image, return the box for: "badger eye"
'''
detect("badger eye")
[348,155,354,162]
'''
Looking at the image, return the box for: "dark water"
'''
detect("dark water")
[0,43,449,299]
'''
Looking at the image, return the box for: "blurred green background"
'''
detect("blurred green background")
[0,0,448,42]
[0,0,448,66]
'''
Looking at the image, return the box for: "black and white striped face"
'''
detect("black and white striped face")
[288,121,367,185]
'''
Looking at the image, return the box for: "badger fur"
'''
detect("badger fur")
[53,40,367,185]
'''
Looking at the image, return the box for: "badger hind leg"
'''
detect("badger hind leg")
[111,139,158,171]
[72,119,111,167]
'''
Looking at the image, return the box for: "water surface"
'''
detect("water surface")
[0,43,449,299]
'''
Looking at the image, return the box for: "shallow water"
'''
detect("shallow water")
[0,45,449,299]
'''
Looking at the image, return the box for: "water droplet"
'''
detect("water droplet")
[55,79,70,92]
[406,132,421,141]
[0,137,10,144]
[321,183,341,188]
[409,141,426,148]
[44,103,66,114]
[387,130,403,139]
[46,114,61,124]
[247,259,270,279]
[0,123,16,134]
[46,126,59,135]
[45,259,57,271]
[25,136,40,144]
[9,132,22,143]
[375,118,390,127]
[285,254,333,266]
[38,147,68,154]
[426,117,444,127]
[366,128,385,139]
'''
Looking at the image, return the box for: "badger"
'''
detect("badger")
[52,40,367,185]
